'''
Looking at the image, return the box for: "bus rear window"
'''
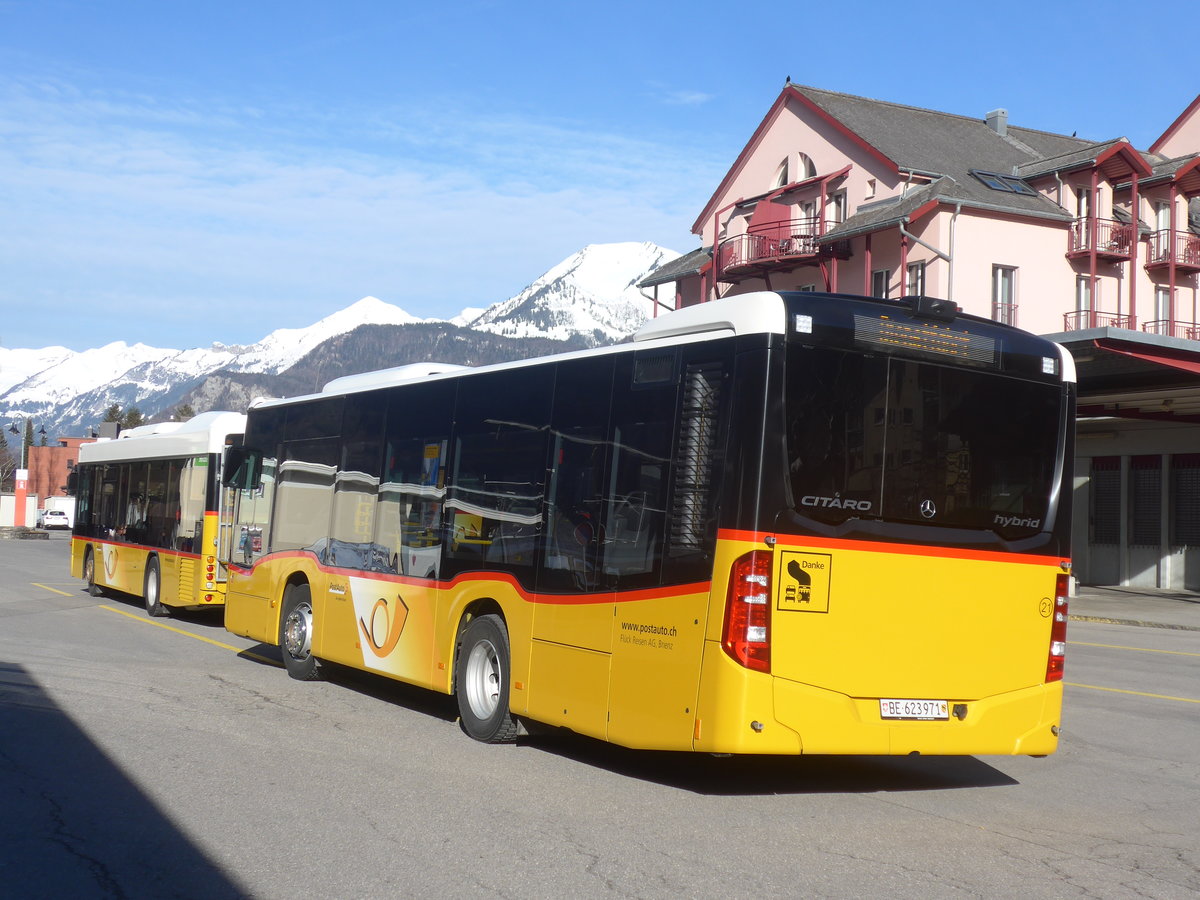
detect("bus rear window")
[785,346,1062,537]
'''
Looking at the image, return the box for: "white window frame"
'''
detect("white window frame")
[906,261,926,296]
[993,265,1018,325]
[871,268,891,299]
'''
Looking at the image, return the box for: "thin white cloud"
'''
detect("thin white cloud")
[0,75,718,351]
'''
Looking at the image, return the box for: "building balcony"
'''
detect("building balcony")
[1062,310,1136,331]
[716,218,850,282]
[1067,217,1135,261]
[1145,230,1200,273]
[1141,319,1200,341]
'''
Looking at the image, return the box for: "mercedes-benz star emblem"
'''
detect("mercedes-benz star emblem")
[920,499,937,519]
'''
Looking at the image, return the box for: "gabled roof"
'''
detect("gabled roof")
[794,86,1091,177]
[694,84,1098,237]
[1150,93,1200,156]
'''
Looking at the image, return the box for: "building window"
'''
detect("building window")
[1171,454,1200,547]
[871,269,891,299]
[992,266,1017,325]
[1131,455,1162,547]
[798,153,816,180]
[1090,457,1121,544]
[829,192,847,225]
[906,261,926,296]
[1075,276,1093,315]
[865,178,876,200]
[798,284,817,292]
[1155,286,1173,323]
[772,158,789,189]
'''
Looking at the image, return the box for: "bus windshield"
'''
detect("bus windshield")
[785,345,1063,538]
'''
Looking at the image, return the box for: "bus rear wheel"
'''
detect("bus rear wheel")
[280,584,323,681]
[144,557,167,617]
[455,614,518,744]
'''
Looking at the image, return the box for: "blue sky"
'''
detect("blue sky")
[2,0,1196,352]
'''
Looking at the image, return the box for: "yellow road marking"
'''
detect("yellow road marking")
[99,604,281,667]
[33,582,75,597]
[1065,681,1200,705]
[1070,641,1200,658]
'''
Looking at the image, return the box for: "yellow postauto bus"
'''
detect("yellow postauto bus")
[71,411,246,616]
[220,291,1074,755]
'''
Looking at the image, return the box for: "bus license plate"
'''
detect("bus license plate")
[879,699,949,720]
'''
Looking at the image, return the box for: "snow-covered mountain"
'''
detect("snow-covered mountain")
[0,242,682,434]
[465,242,677,342]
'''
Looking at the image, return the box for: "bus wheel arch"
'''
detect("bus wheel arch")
[454,605,519,744]
[143,555,168,617]
[280,579,323,681]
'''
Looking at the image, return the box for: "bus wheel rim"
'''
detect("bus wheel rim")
[464,640,500,719]
[283,602,313,661]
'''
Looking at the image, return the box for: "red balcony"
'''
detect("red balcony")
[1067,218,1135,261]
[1062,310,1136,331]
[1145,230,1200,273]
[716,218,850,281]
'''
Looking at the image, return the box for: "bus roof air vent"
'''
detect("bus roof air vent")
[909,296,959,322]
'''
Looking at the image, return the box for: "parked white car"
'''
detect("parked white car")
[41,509,70,529]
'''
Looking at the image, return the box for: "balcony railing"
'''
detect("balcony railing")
[1067,217,1135,260]
[1062,310,1136,331]
[1141,319,1200,340]
[716,217,849,280]
[1145,230,1200,271]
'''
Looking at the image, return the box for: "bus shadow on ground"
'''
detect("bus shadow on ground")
[0,661,248,898]
[518,729,1018,795]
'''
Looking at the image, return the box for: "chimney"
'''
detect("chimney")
[986,108,1008,137]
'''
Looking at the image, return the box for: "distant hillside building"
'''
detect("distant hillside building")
[642,84,1200,591]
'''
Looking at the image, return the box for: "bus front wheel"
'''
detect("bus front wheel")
[83,549,104,597]
[455,614,519,744]
[144,557,167,617]
[280,584,323,681]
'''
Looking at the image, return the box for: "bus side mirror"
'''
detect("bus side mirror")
[223,446,262,490]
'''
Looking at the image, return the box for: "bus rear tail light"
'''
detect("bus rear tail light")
[722,550,772,673]
[1045,574,1068,682]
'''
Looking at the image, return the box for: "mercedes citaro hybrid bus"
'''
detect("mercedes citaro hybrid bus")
[71,411,247,616]
[219,291,1073,755]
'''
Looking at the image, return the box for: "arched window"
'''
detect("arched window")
[772,158,789,189]
[797,153,816,180]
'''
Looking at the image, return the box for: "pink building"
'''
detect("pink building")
[643,84,1200,591]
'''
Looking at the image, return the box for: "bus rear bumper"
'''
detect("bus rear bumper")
[693,644,1062,756]
[770,677,1062,757]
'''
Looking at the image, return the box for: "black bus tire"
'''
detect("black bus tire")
[455,614,519,744]
[280,583,323,681]
[144,557,167,617]
[83,549,104,597]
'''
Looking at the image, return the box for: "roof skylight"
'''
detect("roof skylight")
[971,170,1038,196]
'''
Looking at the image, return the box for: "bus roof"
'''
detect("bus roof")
[249,291,1073,409]
[79,411,247,464]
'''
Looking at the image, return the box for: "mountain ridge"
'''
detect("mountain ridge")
[0,241,681,434]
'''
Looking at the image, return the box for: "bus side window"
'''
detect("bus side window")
[445,369,551,580]
[603,354,678,586]
[381,381,456,579]
[539,357,615,594]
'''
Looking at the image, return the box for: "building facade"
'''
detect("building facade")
[643,84,1200,591]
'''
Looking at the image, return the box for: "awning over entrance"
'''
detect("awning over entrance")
[1047,329,1200,424]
